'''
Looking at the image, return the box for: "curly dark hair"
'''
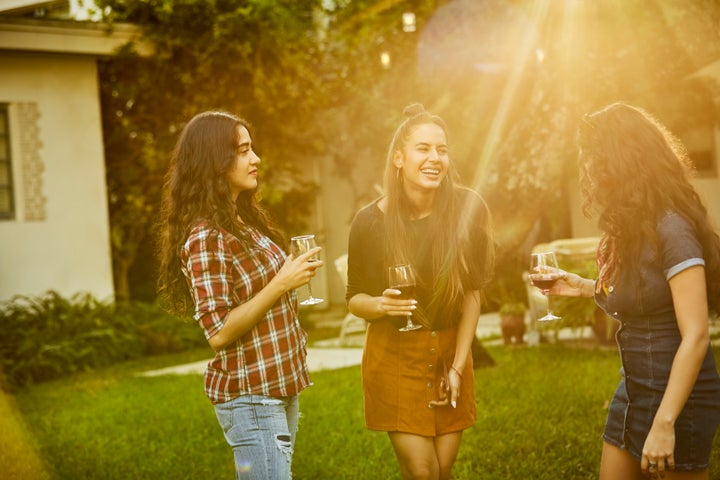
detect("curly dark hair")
[156,111,284,313]
[577,102,720,313]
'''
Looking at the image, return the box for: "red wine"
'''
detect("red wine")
[530,275,559,290]
[394,285,416,299]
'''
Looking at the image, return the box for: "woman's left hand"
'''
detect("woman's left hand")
[641,422,675,477]
[428,366,461,409]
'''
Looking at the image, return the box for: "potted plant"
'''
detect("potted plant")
[499,301,527,345]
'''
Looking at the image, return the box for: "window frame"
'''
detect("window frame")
[0,104,15,220]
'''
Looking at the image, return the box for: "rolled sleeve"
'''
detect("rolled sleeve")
[658,211,705,281]
[183,228,234,340]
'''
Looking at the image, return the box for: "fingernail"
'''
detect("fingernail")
[451,401,456,408]
[411,300,417,304]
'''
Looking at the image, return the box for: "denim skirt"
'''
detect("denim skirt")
[603,318,720,471]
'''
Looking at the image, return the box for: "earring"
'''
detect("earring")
[396,167,401,181]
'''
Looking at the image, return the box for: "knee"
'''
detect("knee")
[402,461,438,480]
[438,464,453,480]
[275,433,293,458]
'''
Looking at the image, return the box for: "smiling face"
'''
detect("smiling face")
[393,122,449,194]
[226,125,260,200]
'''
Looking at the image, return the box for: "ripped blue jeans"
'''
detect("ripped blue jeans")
[213,394,299,480]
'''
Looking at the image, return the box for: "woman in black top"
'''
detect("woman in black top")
[346,104,494,479]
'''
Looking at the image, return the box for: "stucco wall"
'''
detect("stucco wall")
[0,51,114,302]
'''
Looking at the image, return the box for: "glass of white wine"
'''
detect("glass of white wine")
[290,234,324,305]
[388,264,422,331]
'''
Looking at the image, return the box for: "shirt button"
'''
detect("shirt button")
[429,348,436,354]
[427,382,433,388]
[428,364,434,371]
[608,286,614,293]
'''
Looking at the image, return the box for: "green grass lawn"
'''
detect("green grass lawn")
[3,344,720,479]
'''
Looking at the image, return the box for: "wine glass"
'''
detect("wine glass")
[388,264,422,332]
[290,234,324,306]
[529,251,562,321]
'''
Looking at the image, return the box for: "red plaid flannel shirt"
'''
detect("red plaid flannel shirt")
[181,221,311,404]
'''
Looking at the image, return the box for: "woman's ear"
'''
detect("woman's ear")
[392,150,404,169]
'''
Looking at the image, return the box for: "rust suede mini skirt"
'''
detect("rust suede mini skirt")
[361,320,476,436]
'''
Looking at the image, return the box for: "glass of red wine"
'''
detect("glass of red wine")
[388,264,422,332]
[529,251,562,321]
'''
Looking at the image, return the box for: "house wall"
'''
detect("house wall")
[0,51,114,302]
[316,154,355,306]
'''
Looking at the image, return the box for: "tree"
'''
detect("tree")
[97,0,327,300]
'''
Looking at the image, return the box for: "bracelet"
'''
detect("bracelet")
[450,365,463,378]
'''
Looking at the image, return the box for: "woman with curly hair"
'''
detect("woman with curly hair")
[550,102,720,480]
[157,111,322,479]
[345,103,494,479]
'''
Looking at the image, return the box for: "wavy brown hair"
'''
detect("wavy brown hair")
[383,104,495,328]
[156,111,284,313]
[578,102,720,313]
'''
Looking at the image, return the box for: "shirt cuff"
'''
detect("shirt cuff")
[665,258,705,281]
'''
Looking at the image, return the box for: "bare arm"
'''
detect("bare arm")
[208,247,323,351]
[449,290,482,407]
[640,265,710,475]
[428,290,482,409]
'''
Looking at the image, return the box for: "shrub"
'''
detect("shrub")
[0,291,205,389]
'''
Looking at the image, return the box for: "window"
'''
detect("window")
[681,124,716,177]
[0,105,14,220]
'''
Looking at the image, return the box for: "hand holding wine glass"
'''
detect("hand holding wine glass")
[388,264,422,332]
[529,251,562,321]
[290,234,324,305]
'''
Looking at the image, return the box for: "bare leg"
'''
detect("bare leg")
[388,432,439,480]
[434,431,463,480]
[599,441,643,480]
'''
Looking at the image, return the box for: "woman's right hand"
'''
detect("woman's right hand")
[378,289,417,316]
[547,271,594,298]
[275,246,324,292]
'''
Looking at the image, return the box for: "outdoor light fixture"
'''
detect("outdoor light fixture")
[402,12,416,32]
[380,51,391,69]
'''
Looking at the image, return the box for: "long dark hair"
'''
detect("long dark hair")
[578,102,720,313]
[157,111,284,313]
[383,104,495,328]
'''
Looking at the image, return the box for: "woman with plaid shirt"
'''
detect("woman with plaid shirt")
[157,111,322,479]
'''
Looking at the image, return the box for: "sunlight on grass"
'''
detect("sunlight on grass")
[0,389,51,480]
[8,345,720,479]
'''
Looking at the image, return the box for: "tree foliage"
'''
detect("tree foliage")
[96,0,326,300]
[94,0,720,304]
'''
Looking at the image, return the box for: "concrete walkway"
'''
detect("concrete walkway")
[139,312,503,377]
[139,312,720,377]
[139,347,364,377]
